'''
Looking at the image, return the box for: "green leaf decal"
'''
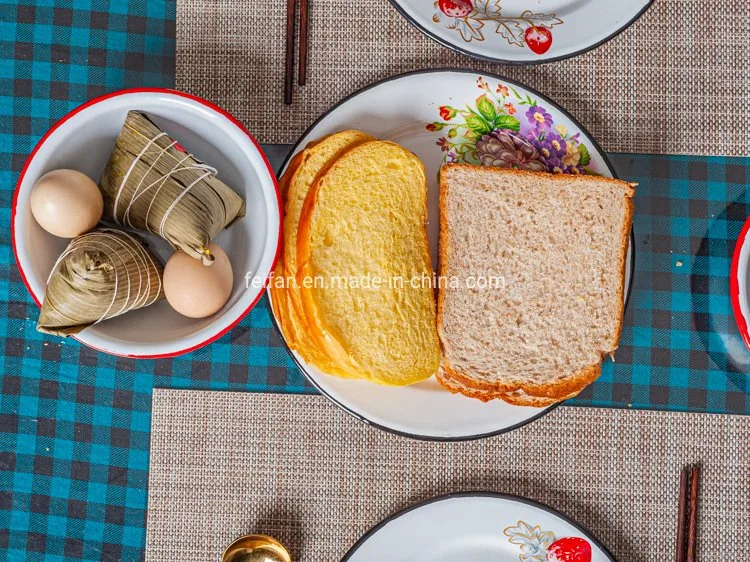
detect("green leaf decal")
[494,114,521,132]
[583,166,601,176]
[579,143,591,166]
[476,95,496,121]
[465,114,492,135]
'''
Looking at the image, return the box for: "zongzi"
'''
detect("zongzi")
[37,228,164,336]
[99,111,245,264]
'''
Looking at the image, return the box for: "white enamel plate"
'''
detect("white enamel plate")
[343,493,615,562]
[270,70,634,440]
[391,0,652,64]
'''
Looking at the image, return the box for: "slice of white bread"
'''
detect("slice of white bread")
[269,132,371,377]
[296,140,440,385]
[283,131,372,322]
[437,164,634,405]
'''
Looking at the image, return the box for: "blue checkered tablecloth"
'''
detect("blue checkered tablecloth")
[0,0,748,560]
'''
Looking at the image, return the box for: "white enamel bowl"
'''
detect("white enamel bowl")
[12,89,280,358]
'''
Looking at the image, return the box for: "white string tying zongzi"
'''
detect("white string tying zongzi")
[113,131,168,220]
[112,130,218,264]
[122,139,183,225]
[47,230,162,325]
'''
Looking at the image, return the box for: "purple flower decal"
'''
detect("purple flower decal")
[476,129,547,172]
[546,158,565,174]
[536,132,566,160]
[526,105,553,131]
[427,77,599,176]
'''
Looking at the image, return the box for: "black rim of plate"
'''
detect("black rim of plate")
[387,0,654,66]
[340,491,618,561]
[271,68,636,442]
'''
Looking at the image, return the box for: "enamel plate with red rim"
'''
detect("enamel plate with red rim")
[390,0,652,63]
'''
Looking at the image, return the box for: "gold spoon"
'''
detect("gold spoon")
[222,534,292,562]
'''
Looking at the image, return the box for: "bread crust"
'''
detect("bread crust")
[267,152,302,338]
[436,164,450,379]
[437,164,635,405]
[443,163,636,192]
[611,194,635,351]
[441,359,602,401]
[436,364,580,406]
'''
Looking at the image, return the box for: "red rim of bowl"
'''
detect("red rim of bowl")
[11,88,282,359]
[730,215,750,351]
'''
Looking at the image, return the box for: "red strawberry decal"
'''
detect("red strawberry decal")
[438,0,473,18]
[547,537,592,562]
[525,26,553,55]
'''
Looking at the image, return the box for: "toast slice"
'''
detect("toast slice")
[297,140,440,385]
[283,131,372,321]
[269,132,371,377]
[436,164,634,405]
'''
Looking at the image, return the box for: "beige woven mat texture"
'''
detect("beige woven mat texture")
[176,0,749,155]
[146,390,749,561]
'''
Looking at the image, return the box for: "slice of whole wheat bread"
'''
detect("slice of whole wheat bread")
[436,164,634,406]
[437,363,580,407]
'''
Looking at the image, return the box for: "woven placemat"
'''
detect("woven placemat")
[146,390,749,561]
[176,0,749,156]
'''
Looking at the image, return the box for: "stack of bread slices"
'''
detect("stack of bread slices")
[270,131,635,407]
[436,164,634,406]
[269,131,441,385]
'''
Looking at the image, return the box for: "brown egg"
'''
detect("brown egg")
[163,243,234,318]
[30,169,103,238]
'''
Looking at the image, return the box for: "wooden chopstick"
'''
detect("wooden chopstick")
[675,467,689,562]
[298,0,308,86]
[687,465,700,562]
[284,0,297,104]
[676,464,700,562]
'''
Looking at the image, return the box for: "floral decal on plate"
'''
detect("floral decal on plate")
[503,520,593,562]
[426,76,599,176]
[432,0,562,54]
[504,520,555,561]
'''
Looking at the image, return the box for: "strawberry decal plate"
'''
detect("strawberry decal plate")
[271,69,633,441]
[390,0,652,63]
[343,493,614,561]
